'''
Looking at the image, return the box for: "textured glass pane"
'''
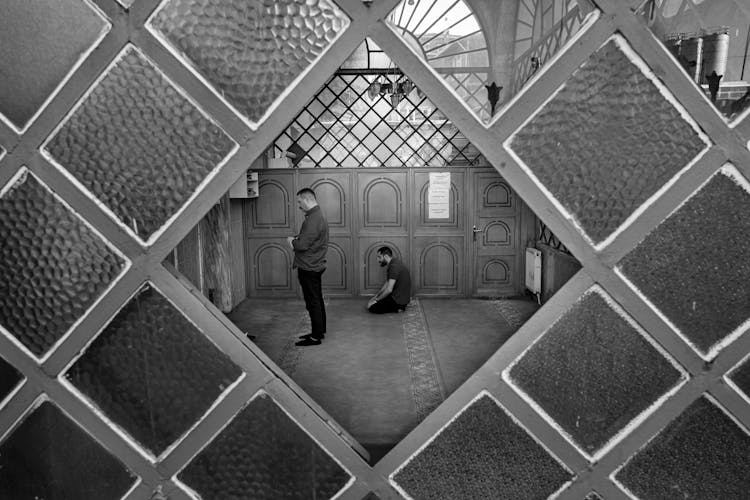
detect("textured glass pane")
[620,169,750,356]
[0,402,136,499]
[729,356,750,401]
[393,395,571,499]
[636,0,750,121]
[66,284,242,454]
[44,47,236,241]
[509,38,708,244]
[0,356,23,402]
[0,172,126,356]
[273,73,487,168]
[509,290,684,454]
[179,393,350,499]
[0,0,108,130]
[616,397,750,499]
[150,0,350,124]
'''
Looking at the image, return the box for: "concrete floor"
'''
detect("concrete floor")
[227,296,539,463]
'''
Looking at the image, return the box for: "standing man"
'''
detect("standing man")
[288,188,329,346]
[367,246,411,314]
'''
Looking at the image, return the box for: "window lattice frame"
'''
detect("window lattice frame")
[0,0,750,499]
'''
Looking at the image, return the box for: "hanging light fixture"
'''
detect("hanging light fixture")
[368,73,416,106]
[367,78,381,100]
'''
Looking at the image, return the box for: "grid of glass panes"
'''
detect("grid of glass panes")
[273,72,487,168]
[442,70,491,121]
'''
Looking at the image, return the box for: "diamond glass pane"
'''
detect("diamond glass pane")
[44,46,236,242]
[179,393,350,499]
[274,73,486,168]
[0,402,136,499]
[585,492,603,500]
[509,38,707,244]
[0,172,126,356]
[393,395,571,499]
[509,290,683,454]
[637,0,750,121]
[65,284,242,454]
[620,169,750,356]
[150,0,350,124]
[616,397,750,499]
[728,356,750,401]
[0,356,23,402]
[0,0,108,130]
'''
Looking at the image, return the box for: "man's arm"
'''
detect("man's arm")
[368,279,396,308]
[291,215,321,252]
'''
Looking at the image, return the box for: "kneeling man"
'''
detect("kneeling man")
[367,246,411,313]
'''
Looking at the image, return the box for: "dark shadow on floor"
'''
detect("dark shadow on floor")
[227,296,539,464]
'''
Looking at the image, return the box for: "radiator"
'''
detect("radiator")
[525,248,542,296]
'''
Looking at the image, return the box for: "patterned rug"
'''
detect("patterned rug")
[400,298,446,422]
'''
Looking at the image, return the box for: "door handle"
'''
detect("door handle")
[473,225,482,241]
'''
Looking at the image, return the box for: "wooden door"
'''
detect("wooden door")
[471,170,521,297]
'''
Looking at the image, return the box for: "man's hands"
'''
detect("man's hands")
[287,236,295,247]
[367,296,378,309]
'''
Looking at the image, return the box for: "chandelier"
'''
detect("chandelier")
[367,75,416,107]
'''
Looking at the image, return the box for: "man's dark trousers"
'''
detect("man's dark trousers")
[298,268,326,338]
[368,295,406,314]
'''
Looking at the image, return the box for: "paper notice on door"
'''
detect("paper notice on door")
[428,172,450,218]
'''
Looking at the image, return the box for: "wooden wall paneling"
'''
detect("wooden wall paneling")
[358,171,409,296]
[300,171,354,295]
[246,172,297,297]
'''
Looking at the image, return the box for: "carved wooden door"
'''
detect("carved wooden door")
[471,170,521,297]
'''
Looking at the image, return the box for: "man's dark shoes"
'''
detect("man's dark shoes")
[298,333,325,340]
[295,337,322,346]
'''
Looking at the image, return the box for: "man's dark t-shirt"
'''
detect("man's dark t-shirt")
[387,258,411,306]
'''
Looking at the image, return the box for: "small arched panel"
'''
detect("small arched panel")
[310,178,346,228]
[253,180,290,228]
[362,177,403,227]
[420,242,458,290]
[254,243,292,292]
[484,221,513,247]
[482,259,511,284]
[418,178,460,228]
[322,241,347,291]
[483,181,513,208]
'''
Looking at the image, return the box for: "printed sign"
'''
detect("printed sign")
[428,172,450,219]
